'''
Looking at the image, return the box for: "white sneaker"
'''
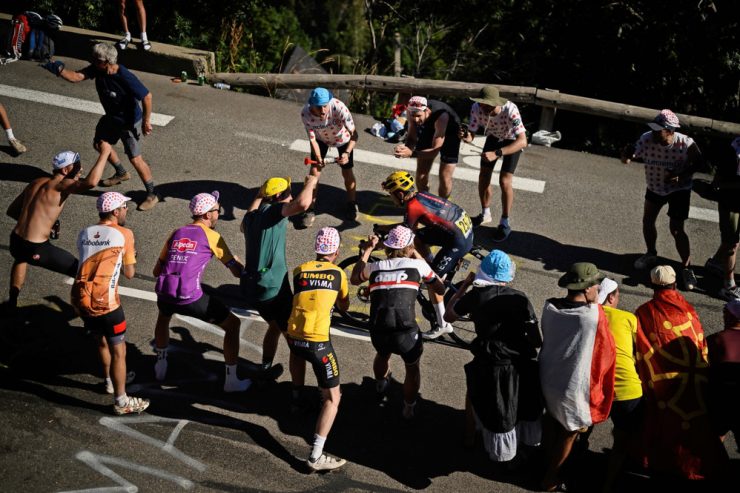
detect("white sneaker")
[9,138,27,154]
[633,253,658,270]
[154,357,168,381]
[224,377,252,393]
[423,323,454,340]
[472,211,493,226]
[105,371,136,394]
[307,453,347,472]
[719,285,740,301]
[113,396,150,415]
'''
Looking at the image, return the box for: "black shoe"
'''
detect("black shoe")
[345,201,358,221]
[491,224,512,242]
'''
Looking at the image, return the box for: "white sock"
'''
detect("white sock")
[6,129,14,141]
[115,393,128,407]
[500,217,510,228]
[141,32,148,42]
[310,434,326,460]
[482,207,491,216]
[726,280,737,289]
[105,377,112,386]
[124,31,131,40]
[433,302,446,328]
[156,347,168,360]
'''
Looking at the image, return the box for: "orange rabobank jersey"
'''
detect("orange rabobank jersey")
[72,222,136,317]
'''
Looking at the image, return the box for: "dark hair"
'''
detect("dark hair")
[98,211,115,220]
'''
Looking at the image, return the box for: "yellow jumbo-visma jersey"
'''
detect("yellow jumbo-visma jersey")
[287,260,348,342]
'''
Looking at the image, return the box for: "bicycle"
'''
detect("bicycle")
[334,228,488,349]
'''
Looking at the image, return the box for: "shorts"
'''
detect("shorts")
[416,227,473,279]
[313,140,354,170]
[9,231,78,276]
[481,136,522,173]
[157,293,231,325]
[250,276,292,331]
[718,204,740,245]
[287,337,340,389]
[609,397,644,432]
[371,329,423,365]
[82,306,127,345]
[94,115,142,159]
[644,188,691,221]
[416,127,461,164]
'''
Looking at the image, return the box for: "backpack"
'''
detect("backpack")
[4,13,30,59]
[26,13,61,62]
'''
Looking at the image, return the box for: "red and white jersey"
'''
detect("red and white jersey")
[73,222,136,317]
[634,131,695,196]
[363,257,435,294]
[301,98,355,147]
[468,101,525,141]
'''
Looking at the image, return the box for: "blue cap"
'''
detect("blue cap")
[308,87,332,107]
[478,250,515,283]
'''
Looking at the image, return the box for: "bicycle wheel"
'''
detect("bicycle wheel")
[443,281,477,348]
[335,254,380,330]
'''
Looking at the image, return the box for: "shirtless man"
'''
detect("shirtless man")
[5,142,111,309]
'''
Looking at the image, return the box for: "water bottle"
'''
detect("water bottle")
[213,82,231,90]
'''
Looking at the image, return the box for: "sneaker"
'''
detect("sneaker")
[472,211,493,227]
[633,252,658,270]
[154,357,168,381]
[9,138,27,154]
[100,172,131,187]
[719,285,740,301]
[681,267,698,291]
[492,224,512,242]
[297,210,315,229]
[113,396,150,415]
[376,373,391,404]
[345,201,358,221]
[306,453,347,472]
[105,371,136,394]
[704,257,724,278]
[116,37,130,50]
[224,377,252,393]
[141,40,152,51]
[137,194,159,211]
[423,323,454,340]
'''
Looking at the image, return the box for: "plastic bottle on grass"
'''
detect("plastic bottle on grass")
[213,83,231,90]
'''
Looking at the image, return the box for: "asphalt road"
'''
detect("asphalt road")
[0,57,737,493]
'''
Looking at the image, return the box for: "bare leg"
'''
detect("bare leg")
[669,217,691,266]
[97,335,112,379]
[403,361,420,405]
[0,103,11,130]
[289,351,306,386]
[110,340,128,397]
[438,162,456,198]
[262,321,284,366]
[118,0,129,33]
[373,352,391,381]
[602,427,628,493]
[8,261,27,307]
[415,157,433,193]
[499,171,514,219]
[133,0,147,33]
[129,155,153,184]
[315,386,341,438]
[154,313,171,349]
[642,199,662,254]
[219,313,241,365]
[478,166,494,209]
[721,241,738,284]
[341,167,357,202]
[94,141,123,168]
[541,415,578,491]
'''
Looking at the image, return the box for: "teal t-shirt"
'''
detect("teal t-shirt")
[241,203,288,301]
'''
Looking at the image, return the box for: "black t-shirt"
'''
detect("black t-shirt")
[716,138,740,211]
[416,100,461,147]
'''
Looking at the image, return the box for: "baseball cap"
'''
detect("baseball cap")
[261,177,291,198]
[647,109,680,131]
[383,225,415,249]
[308,87,332,107]
[650,265,677,286]
[407,96,428,113]
[52,151,80,170]
[597,277,619,304]
[558,262,604,290]
[315,227,341,255]
[189,190,220,216]
[475,250,515,284]
[97,192,131,213]
[725,299,740,319]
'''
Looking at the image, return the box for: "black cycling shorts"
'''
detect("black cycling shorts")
[481,136,522,174]
[371,329,423,365]
[416,127,461,164]
[644,188,691,221]
[157,293,231,326]
[82,306,127,345]
[287,337,340,389]
[416,227,473,279]
[250,276,293,331]
[9,231,78,276]
[313,140,354,170]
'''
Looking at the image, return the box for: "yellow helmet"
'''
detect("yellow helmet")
[382,171,415,194]
[261,176,291,198]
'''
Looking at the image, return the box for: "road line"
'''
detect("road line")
[288,139,546,193]
[0,84,174,126]
[689,206,718,223]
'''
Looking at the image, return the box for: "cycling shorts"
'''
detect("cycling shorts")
[157,293,231,325]
[287,337,340,389]
[416,227,473,279]
[9,231,78,277]
[644,188,690,221]
[416,130,461,164]
[313,140,354,170]
[250,276,292,331]
[481,136,521,173]
[371,328,423,365]
[82,306,127,345]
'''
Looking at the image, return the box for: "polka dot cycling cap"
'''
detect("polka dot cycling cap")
[97,192,131,213]
[383,225,415,249]
[407,96,428,112]
[647,109,680,131]
[52,151,80,169]
[315,227,341,255]
[189,190,220,216]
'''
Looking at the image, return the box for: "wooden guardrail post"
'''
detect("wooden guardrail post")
[394,33,402,77]
[537,88,559,132]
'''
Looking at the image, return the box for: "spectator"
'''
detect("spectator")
[116,0,151,51]
[393,96,462,199]
[634,265,728,480]
[71,192,149,415]
[44,42,159,211]
[461,86,528,242]
[597,278,643,493]
[301,87,359,224]
[707,299,740,452]
[0,102,27,155]
[621,109,705,290]
[444,250,543,465]
[539,262,616,491]
[704,135,740,300]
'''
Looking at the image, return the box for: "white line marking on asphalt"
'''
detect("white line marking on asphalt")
[0,84,175,126]
[174,314,264,355]
[689,206,718,223]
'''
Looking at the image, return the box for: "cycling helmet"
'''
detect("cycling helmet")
[261,176,291,198]
[24,11,44,27]
[45,14,63,30]
[381,171,415,194]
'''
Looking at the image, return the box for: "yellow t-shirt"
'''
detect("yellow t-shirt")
[603,305,643,401]
[287,260,348,342]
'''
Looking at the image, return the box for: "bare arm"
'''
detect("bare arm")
[282,175,318,217]
[227,257,244,278]
[336,293,350,311]
[350,235,378,285]
[153,261,162,277]
[141,92,153,136]
[412,112,449,160]
[482,131,527,163]
[393,119,418,158]
[58,66,87,83]
[57,142,112,194]
[444,272,475,323]
[123,263,135,280]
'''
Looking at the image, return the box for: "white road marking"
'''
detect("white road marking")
[689,206,719,223]
[0,84,174,126]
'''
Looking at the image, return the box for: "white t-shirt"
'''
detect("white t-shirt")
[468,101,525,141]
[301,98,355,147]
[633,131,695,195]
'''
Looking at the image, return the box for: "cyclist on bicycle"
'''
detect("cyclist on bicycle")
[379,170,474,339]
[350,225,445,419]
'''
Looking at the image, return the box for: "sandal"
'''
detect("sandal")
[141,40,152,51]
[116,37,130,50]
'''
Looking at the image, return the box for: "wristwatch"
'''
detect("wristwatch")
[495,149,504,158]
